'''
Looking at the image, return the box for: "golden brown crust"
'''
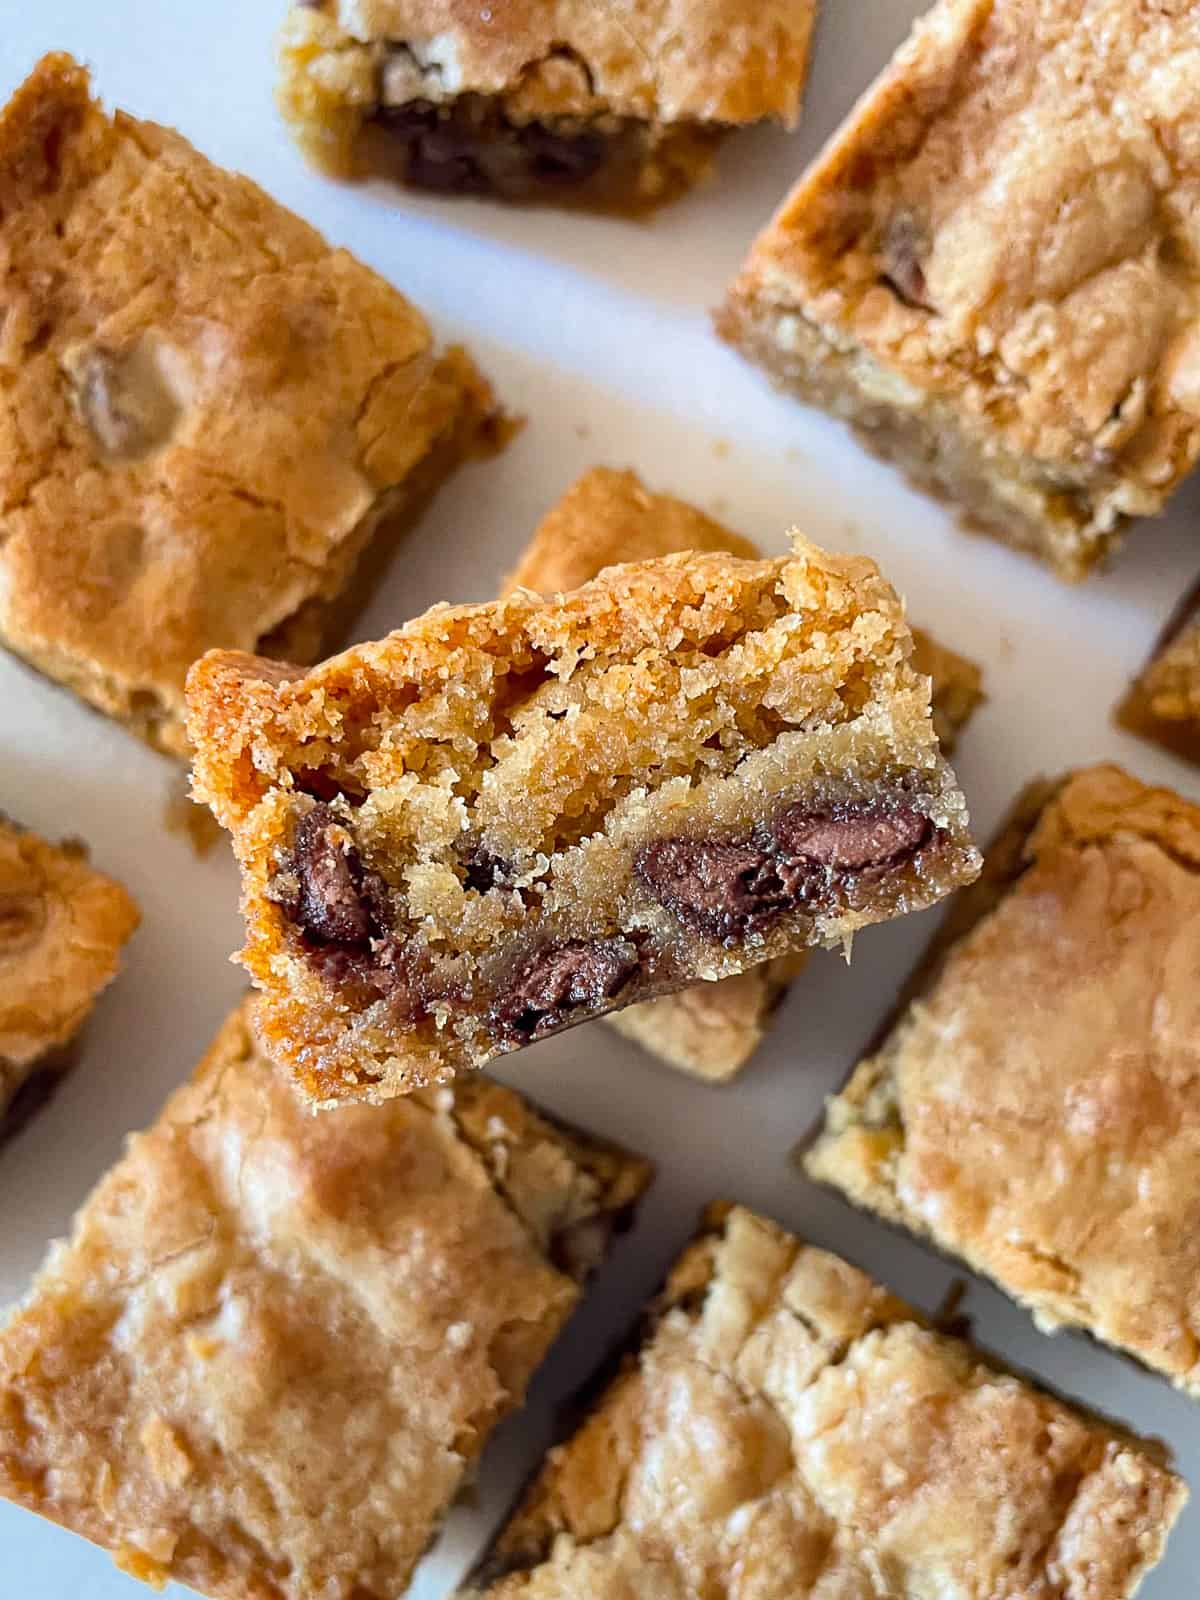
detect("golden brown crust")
[187,534,978,1101]
[1116,577,1200,764]
[720,0,1200,579]
[0,1000,649,1599]
[0,817,139,1128]
[465,1205,1185,1598]
[0,53,497,756]
[809,763,1200,1396]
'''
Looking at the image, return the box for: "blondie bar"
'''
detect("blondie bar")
[718,0,1200,581]
[505,467,981,1081]
[463,1205,1185,1599]
[1116,575,1200,764]
[0,1000,649,1600]
[0,54,499,758]
[0,817,138,1144]
[278,0,817,212]
[809,764,1200,1395]
[187,535,979,1101]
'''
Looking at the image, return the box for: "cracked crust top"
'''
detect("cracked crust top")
[727,0,1200,520]
[282,1,816,127]
[0,1000,649,1600]
[0,816,139,1095]
[808,764,1200,1397]
[466,1205,1185,1599]
[0,53,494,755]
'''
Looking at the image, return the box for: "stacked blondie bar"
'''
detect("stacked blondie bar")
[0,0,1198,1592]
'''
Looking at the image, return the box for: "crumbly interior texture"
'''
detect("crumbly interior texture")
[719,0,1200,581]
[505,467,981,1081]
[187,536,978,1102]
[809,764,1200,1396]
[278,1,815,211]
[0,1001,649,1600]
[1116,578,1200,764]
[0,54,497,757]
[464,1205,1185,1599]
[0,817,138,1140]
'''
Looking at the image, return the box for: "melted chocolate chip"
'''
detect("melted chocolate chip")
[637,803,934,940]
[281,805,391,948]
[492,940,638,1045]
[519,123,607,182]
[459,839,517,894]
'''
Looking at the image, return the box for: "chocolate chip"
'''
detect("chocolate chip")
[492,939,638,1045]
[771,804,932,872]
[459,839,516,894]
[881,212,932,311]
[281,805,387,947]
[634,837,792,941]
[519,124,607,182]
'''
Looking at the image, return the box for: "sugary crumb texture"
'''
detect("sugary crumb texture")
[0,53,496,756]
[720,0,1200,579]
[505,466,982,1081]
[809,764,1200,1397]
[0,817,138,1140]
[464,1205,1186,1599]
[278,0,817,211]
[187,536,979,1102]
[0,1001,649,1600]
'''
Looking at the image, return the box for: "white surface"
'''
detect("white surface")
[1,4,1199,1597]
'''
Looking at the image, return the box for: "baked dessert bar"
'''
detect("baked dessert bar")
[505,466,982,1081]
[187,535,979,1101]
[463,1204,1185,1599]
[0,817,138,1144]
[0,54,499,758]
[718,0,1200,581]
[1116,574,1200,764]
[0,1000,649,1600]
[278,1,817,213]
[808,764,1200,1396]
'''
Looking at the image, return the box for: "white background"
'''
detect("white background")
[2,3,1199,1596]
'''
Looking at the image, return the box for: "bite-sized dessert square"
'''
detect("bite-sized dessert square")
[718,0,1200,581]
[0,1000,649,1600]
[278,0,818,212]
[187,535,979,1102]
[505,466,982,1081]
[1116,575,1200,764]
[0,54,500,758]
[462,1204,1185,1600]
[809,764,1200,1396]
[0,816,138,1144]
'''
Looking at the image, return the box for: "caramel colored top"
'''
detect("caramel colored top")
[469,1206,1184,1599]
[734,0,1200,511]
[0,54,490,754]
[0,1002,648,1600]
[810,764,1200,1394]
[0,817,138,1091]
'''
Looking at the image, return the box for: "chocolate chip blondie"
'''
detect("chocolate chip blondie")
[718,0,1200,581]
[188,535,978,1101]
[506,467,982,1081]
[0,1000,649,1599]
[0,817,138,1145]
[278,1,817,212]
[809,764,1200,1396]
[463,1205,1185,1599]
[1116,575,1200,764]
[0,54,499,758]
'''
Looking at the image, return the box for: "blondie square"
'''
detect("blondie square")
[0,54,499,757]
[0,1000,649,1600]
[278,0,817,212]
[505,466,982,1081]
[187,535,979,1102]
[0,816,138,1143]
[1116,575,1200,764]
[809,764,1200,1395]
[463,1205,1185,1599]
[718,0,1200,581]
